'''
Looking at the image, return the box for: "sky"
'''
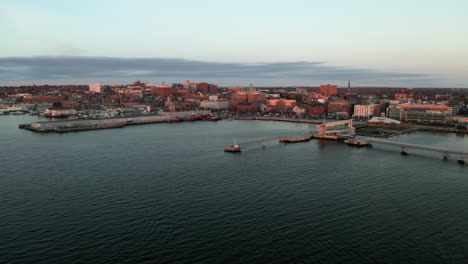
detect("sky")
[0,0,467,87]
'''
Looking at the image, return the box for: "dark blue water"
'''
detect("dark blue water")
[1,116,467,263]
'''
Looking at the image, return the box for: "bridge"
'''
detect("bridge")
[366,138,468,163]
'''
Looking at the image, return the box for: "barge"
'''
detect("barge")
[344,140,372,147]
[279,136,312,143]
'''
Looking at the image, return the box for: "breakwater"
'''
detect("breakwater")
[20,111,211,132]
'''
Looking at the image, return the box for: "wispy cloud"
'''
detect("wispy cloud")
[0,56,441,87]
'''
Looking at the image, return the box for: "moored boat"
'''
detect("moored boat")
[209,113,221,121]
[188,113,199,121]
[169,116,183,122]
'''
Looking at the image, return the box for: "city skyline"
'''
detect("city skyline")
[1,0,467,87]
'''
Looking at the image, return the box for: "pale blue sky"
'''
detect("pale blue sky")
[0,0,467,87]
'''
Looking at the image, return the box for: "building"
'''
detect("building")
[452,116,468,123]
[236,102,258,113]
[44,107,77,117]
[183,80,197,91]
[320,84,338,96]
[368,117,401,126]
[151,83,172,97]
[353,104,380,119]
[317,119,355,135]
[200,100,229,110]
[267,99,296,108]
[327,101,351,118]
[386,104,454,122]
[208,84,218,94]
[89,83,101,93]
[196,82,209,94]
[247,93,267,103]
[307,106,327,117]
[292,105,306,115]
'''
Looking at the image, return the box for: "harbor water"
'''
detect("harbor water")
[0,115,467,263]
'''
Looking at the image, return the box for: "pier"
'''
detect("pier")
[235,116,322,123]
[367,138,468,164]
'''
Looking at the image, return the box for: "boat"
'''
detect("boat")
[224,144,241,152]
[209,113,221,121]
[169,116,183,122]
[188,113,199,121]
[344,140,372,147]
[224,139,241,152]
[11,111,26,115]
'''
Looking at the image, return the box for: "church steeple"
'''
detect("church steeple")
[249,83,256,93]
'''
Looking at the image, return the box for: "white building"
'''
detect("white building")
[368,117,401,126]
[44,107,77,117]
[353,104,378,118]
[292,105,306,115]
[89,83,101,93]
[200,100,229,110]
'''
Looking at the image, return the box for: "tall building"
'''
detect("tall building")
[151,82,172,97]
[183,80,197,92]
[208,84,218,94]
[89,83,101,93]
[320,84,338,96]
[196,82,209,94]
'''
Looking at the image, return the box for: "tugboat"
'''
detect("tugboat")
[224,139,241,152]
[224,144,241,152]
